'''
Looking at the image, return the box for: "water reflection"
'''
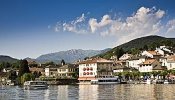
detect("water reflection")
[79,85,98,100]
[1,84,175,100]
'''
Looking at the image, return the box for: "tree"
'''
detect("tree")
[160,70,168,79]
[45,61,55,66]
[151,71,159,79]
[61,59,65,65]
[18,59,30,77]
[130,48,140,55]
[12,61,20,68]
[33,71,42,78]
[21,73,34,84]
[0,62,11,68]
[143,45,148,50]
[114,48,125,60]
[8,70,17,81]
[170,70,175,75]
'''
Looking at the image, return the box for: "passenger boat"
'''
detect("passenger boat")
[164,80,169,84]
[24,81,48,90]
[91,75,120,84]
[146,79,152,84]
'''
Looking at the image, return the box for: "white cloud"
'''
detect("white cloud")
[166,19,175,36]
[54,7,175,45]
[55,13,88,34]
[87,7,166,44]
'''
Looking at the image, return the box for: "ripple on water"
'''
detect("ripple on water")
[1,84,175,100]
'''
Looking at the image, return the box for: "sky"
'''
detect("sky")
[0,0,175,59]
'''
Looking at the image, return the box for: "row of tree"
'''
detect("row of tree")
[7,59,42,84]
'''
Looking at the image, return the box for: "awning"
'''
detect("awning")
[78,77,95,81]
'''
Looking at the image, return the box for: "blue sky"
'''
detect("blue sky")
[0,0,175,59]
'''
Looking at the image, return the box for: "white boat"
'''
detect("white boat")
[24,81,48,90]
[146,79,152,84]
[91,75,120,84]
[164,80,169,84]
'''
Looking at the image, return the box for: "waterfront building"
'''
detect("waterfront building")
[128,56,146,69]
[57,64,78,78]
[78,58,113,83]
[29,67,45,76]
[166,55,175,70]
[45,65,61,77]
[139,59,166,72]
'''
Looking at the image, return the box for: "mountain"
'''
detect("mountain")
[0,55,18,63]
[116,35,175,51]
[36,49,110,63]
[24,57,36,62]
[97,35,175,59]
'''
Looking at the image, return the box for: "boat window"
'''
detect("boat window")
[30,82,46,85]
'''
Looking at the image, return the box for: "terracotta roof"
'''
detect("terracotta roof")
[167,55,175,62]
[29,67,44,72]
[153,65,166,70]
[45,65,61,68]
[147,51,162,56]
[78,58,113,64]
[140,59,156,65]
[59,64,78,69]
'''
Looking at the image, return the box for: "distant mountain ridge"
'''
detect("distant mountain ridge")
[0,55,18,63]
[97,35,175,59]
[36,49,110,63]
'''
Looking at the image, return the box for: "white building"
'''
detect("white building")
[57,64,78,78]
[78,58,113,82]
[119,54,133,61]
[166,55,175,70]
[156,46,173,56]
[160,46,172,53]
[44,65,62,77]
[141,50,162,59]
[139,59,165,72]
[128,57,145,69]
[155,48,164,56]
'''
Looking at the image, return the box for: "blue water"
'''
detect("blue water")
[1,84,175,100]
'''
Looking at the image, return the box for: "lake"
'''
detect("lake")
[1,84,175,100]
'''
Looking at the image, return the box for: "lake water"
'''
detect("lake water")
[1,84,175,100]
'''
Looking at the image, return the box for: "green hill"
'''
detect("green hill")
[97,35,175,59]
[0,55,18,63]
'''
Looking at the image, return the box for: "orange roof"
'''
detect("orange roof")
[147,51,162,56]
[29,67,44,72]
[78,58,113,64]
[140,59,156,65]
[167,55,175,62]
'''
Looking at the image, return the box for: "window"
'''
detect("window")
[170,63,172,68]
[62,69,66,71]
